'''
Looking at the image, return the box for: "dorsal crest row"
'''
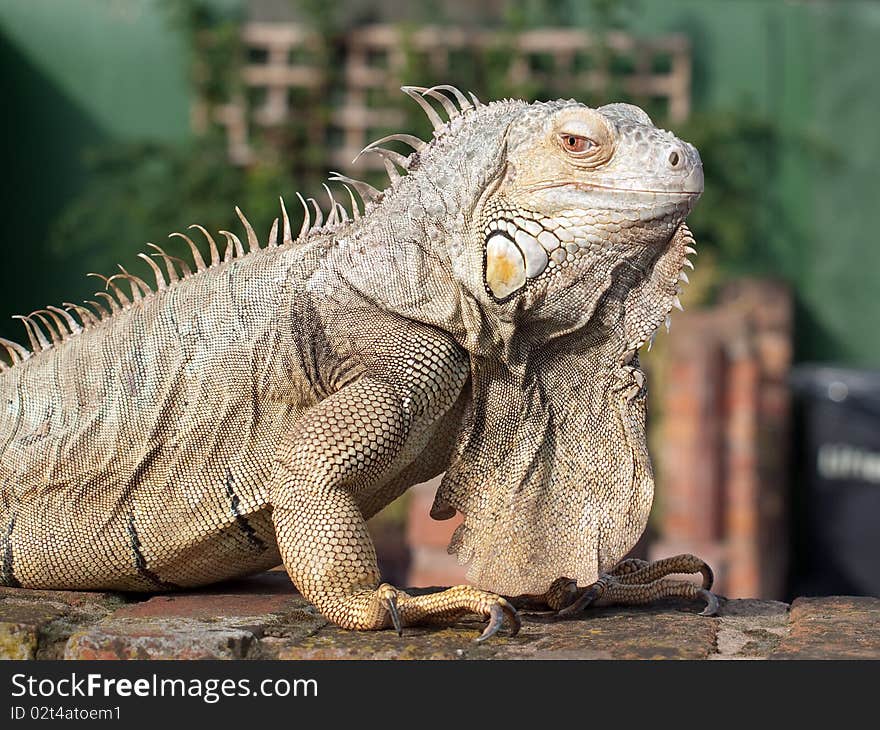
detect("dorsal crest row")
[0,85,481,370]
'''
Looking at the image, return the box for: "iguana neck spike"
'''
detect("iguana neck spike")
[235,207,260,252]
[13,315,50,351]
[280,197,292,243]
[323,184,339,227]
[367,133,426,155]
[0,336,30,364]
[430,84,474,113]
[295,193,310,241]
[309,198,323,229]
[219,231,244,261]
[329,172,381,203]
[108,274,139,304]
[62,302,99,327]
[84,299,110,320]
[401,86,444,130]
[137,253,168,291]
[93,291,120,315]
[31,311,63,345]
[341,184,360,220]
[356,140,410,170]
[46,305,82,336]
[146,243,188,281]
[115,266,151,300]
[88,273,131,308]
[422,86,460,118]
[169,232,207,273]
[189,224,221,267]
[382,157,401,185]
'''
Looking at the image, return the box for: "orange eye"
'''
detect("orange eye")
[560,134,593,154]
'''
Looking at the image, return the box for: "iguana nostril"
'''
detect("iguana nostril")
[669,150,680,167]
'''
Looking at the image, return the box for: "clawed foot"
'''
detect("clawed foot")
[375,583,521,642]
[327,555,716,640]
[478,598,521,642]
[554,554,720,618]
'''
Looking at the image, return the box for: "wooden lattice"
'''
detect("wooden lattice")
[196,23,691,170]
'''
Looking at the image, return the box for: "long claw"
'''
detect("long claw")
[698,588,720,617]
[475,598,520,643]
[500,597,521,637]
[476,604,505,643]
[557,582,605,617]
[384,592,403,636]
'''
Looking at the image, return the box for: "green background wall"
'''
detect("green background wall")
[0,0,190,325]
[629,1,880,366]
[1,0,878,366]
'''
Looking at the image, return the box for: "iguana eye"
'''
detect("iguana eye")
[559,134,594,155]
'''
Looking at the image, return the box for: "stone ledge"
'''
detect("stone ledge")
[2,574,879,660]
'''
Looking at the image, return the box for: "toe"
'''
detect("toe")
[377,583,404,635]
[700,563,715,590]
[476,603,506,643]
[698,588,720,616]
[499,597,521,637]
[557,581,606,617]
[475,597,521,643]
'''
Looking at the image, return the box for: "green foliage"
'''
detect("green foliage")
[160,0,244,104]
[673,108,830,288]
[46,1,309,284]
[502,0,639,31]
[674,110,787,276]
[48,135,298,284]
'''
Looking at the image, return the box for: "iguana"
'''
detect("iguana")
[0,85,715,641]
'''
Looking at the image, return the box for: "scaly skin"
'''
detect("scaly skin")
[0,86,710,640]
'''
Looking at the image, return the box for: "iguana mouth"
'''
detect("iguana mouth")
[524,180,704,196]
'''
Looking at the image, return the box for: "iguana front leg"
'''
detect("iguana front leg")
[542,554,719,616]
[270,368,519,641]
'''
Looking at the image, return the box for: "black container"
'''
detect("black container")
[790,365,880,598]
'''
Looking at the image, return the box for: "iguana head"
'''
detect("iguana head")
[371,89,701,360]
[482,100,701,300]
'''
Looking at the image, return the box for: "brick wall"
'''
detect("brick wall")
[405,278,792,599]
[4,577,879,659]
[652,279,792,598]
